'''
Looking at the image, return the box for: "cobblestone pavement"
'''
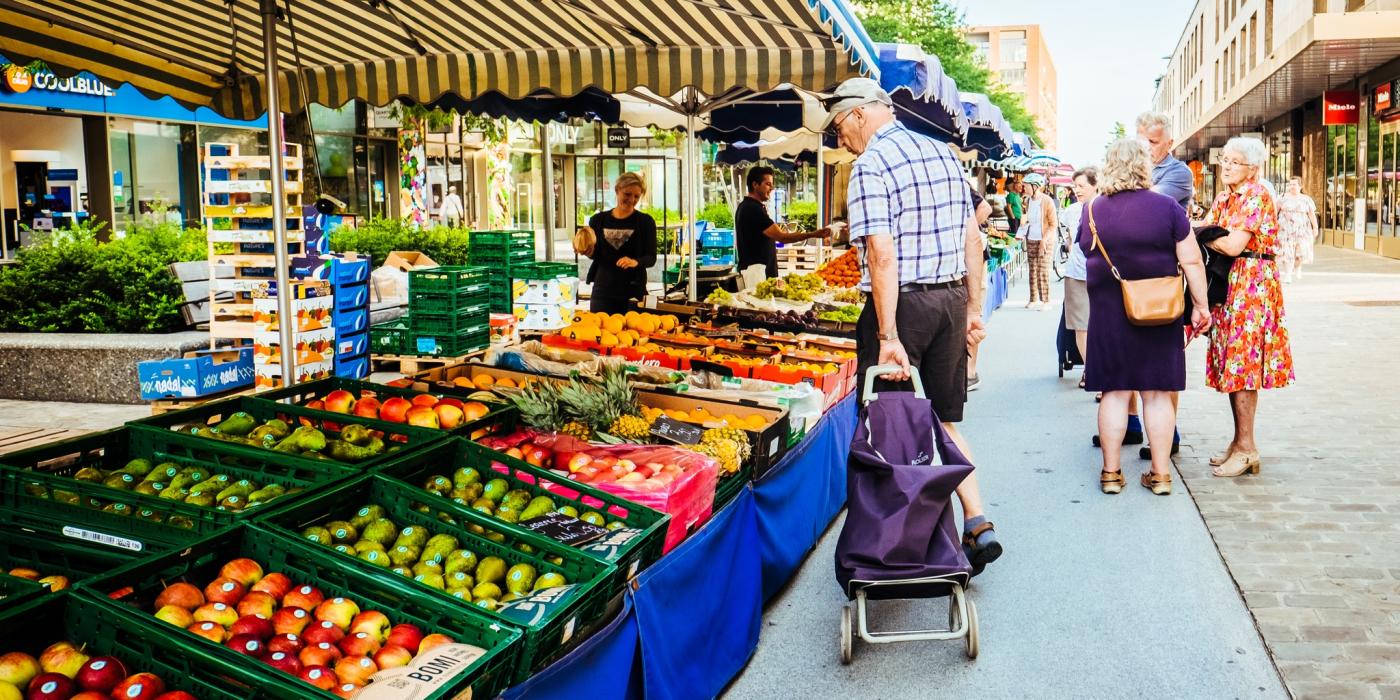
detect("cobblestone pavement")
[1176,246,1400,700]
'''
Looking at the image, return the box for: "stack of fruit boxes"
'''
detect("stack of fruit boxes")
[407,267,492,357]
[510,262,579,331]
[468,231,535,314]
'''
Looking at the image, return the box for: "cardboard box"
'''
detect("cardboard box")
[489,313,519,346]
[137,348,254,400]
[252,327,336,365]
[373,251,439,304]
[511,276,579,305]
[252,293,333,332]
[384,251,439,271]
[514,303,575,331]
[255,359,333,389]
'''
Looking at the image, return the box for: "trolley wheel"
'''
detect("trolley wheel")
[965,598,980,659]
[947,595,959,631]
[840,604,854,665]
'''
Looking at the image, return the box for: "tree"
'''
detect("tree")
[856,0,1040,141]
[1106,121,1126,151]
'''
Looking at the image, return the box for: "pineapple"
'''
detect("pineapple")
[509,380,565,432]
[702,427,752,462]
[561,420,594,441]
[608,414,651,442]
[693,438,742,474]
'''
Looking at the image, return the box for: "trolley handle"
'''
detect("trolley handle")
[863,364,925,402]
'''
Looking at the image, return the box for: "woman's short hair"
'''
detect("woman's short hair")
[615,172,647,194]
[1073,166,1099,187]
[1222,136,1269,168]
[1098,139,1153,196]
[1288,176,1303,186]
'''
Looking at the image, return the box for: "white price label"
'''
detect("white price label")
[62,526,144,552]
[561,617,577,646]
[353,643,485,700]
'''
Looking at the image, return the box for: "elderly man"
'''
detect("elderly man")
[826,77,1002,574]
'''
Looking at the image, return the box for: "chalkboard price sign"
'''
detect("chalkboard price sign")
[519,512,610,546]
[649,415,705,444]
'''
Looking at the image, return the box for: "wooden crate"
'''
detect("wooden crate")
[147,386,258,416]
[775,245,833,275]
[370,351,487,376]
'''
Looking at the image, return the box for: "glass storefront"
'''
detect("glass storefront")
[107,118,196,230]
[303,103,397,221]
[1325,124,1359,231]
[1378,118,1399,237]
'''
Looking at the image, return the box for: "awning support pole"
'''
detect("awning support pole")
[260,0,297,389]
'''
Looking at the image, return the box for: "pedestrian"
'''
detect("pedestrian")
[1005,181,1024,238]
[824,77,1002,573]
[1202,137,1296,477]
[735,165,841,279]
[1276,177,1318,282]
[438,185,465,227]
[1060,166,1097,388]
[1019,174,1056,309]
[1082,139,1211,495]
[585,172,657,314]
[967,186,994,392]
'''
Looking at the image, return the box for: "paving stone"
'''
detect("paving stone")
[1289,681,1381,700]
[1319,662,1400,684]
[1296,625,1371,643]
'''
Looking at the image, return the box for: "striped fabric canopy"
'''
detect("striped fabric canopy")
[0,0,877,120]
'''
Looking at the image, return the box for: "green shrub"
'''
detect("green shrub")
[786,200,819,232]
[327,218,472,266]
[698,201,734,228]
[0,220,208,333]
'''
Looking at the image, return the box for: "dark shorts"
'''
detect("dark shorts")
[856,286,969,422]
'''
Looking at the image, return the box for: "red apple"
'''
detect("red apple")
[154,693,198,700]
[348,610,391,643]
[0,651,39,688]
[434,403,465,430]
[153,605,194,628]
[226,634,265,657]
[229,614,274,640]
[461,402,489,421]
[384,624,424,654]
[298,642,342,668]
[236,591,277,619]
[185,621,227,644]
[110,673,164,700]
[337,632,380,657]
[352,397,381,420]
[333,656,377,686]
[417,634,453,655]
[71,693,110,700]
[6,568,39,580]
[323,390,357,414]
[379,397,412,424]
[38,642,88,678]
[298,666,338,691]
[266,634,305,655]
[154,583,204,611]
[249,572,292,601]
[192,602,238,627]
[405,406,440,429]
[263,651,302,675]
[202,577,246,606]
[302,620,345,646]
[219,558,264,588]
[333,683,362,699]
[372,645,413,670]
[283,585,324,611]
[504,447,524,459]
[437,397,464,410]
[410,394,439,408]
[270,607,312,636]
[314,598,360,631]
[75,656,126,693]
[567,454,593,472]
[27,673,75,700]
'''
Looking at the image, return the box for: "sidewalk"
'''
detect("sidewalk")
[1175,246,1400,700]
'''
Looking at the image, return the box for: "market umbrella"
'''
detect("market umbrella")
[874,43,968,143]
[960,93,1014,159]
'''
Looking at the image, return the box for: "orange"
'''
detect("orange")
[495,377,517,388]
[451,376,476,389]
[472,374,496,388]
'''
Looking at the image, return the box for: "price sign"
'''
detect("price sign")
[649,415,705,444]
[519,512,609,546]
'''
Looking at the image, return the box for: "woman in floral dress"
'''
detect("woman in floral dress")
[1203,137,1295,478]
[1275,177,1318,282]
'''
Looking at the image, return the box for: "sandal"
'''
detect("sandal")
[1213,451,1261,477]
[1209,448,1233,467]
[1140,471,1172,496]
[1100,470,1125,494]
[1078,377,1086,389]
[961,522,1002,575]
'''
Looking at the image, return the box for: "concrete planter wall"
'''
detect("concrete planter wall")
[0,332,209,405]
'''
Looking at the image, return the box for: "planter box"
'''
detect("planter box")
[0,331,208,404]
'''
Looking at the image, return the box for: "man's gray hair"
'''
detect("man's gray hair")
[1135,111,1173,139]
[1222,136,1269,168]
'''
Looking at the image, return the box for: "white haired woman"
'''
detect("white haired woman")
[1202,137,1295,477]
[585,172,657,314]
[1082,140,1210,495]
[1276,176,1318,282]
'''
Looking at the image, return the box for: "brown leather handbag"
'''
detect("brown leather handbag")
[1087,201,1185,326]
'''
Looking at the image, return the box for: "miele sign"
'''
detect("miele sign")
[1323,90,1360,125]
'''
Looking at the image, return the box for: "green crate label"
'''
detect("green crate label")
[354,642,486,699]
[497,585,579,627]
[579,528,644,563]
[62,525,143,552]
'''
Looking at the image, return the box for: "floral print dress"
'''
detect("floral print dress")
[1204,181,1295,392]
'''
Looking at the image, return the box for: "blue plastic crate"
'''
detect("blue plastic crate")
[331,257,371,285]
[334,353,369,379]
[332,306,369,336]
[334,281,369,312]
[700,254,735,267]
[336,331,369,359]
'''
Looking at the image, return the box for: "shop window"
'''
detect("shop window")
[315,134,364,218]
[108,118,187,231]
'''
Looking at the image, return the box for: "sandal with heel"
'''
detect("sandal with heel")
[1213,451,1261,477]
[1209,448,1233,467]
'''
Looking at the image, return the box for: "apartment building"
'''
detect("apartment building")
[1153,0,1400,257]
[965,25,1060,150]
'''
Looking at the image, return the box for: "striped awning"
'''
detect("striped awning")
[0,0,877,120]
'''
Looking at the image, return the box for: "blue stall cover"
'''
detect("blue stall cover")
[502,594,644,700]
[961,92,1015,159]
[876,43,968,143]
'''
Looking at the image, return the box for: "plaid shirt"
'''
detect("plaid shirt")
[847,121,971,290]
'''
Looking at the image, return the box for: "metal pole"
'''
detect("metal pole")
[260,0,297,389]
[540,123,556,262]
[686,111,698,301]
[816,141,826,268]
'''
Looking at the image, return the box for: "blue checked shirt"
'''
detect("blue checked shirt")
[847,121,971,290]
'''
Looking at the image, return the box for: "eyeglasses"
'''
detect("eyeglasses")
[829,108,858,134]
[1219,158,1255,168]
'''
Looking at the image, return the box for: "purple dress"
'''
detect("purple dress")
[1080,189,1190,392]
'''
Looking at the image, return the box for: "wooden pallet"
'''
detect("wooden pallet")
[0,427,88,456]
[370,352,485,376]
[148,387,258,416]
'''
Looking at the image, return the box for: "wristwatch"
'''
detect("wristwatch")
[878,329,899,341]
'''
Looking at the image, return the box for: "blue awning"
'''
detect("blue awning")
[876,43,968,142]
[961,92,1014,159]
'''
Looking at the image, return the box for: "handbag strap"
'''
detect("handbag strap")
[1086,201,1123,282]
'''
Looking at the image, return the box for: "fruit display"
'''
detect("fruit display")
[816,248,860,287]
[173,412,389,464]
[446,372,537,392]
[752,274,826,302]
[817,305,862,323]
[300,386,497,434]
[20,455,295,517]
[557,311,680,348]
[704,288,733,305]
[2,567,68,593]
[0,643,188,700]
[831,287,863,304]
[508,365,648,443]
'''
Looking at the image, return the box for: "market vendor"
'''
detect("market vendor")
[584,172,658,314]
[736,166,844,278]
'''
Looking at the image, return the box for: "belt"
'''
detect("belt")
[1237,251,1275,261]
[899,280,964,293]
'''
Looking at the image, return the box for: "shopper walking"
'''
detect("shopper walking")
[1276,177,1318,282]
[825,77,1001,573]
[1202,137,1296,477]
[1020,174,1056,309]
[438,185,465,227]
[1005,181,1024,238]
[1060,167,1097,387]
[1082,139,1210,496]
[585,172,657,314]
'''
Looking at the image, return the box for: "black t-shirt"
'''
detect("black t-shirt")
[735,196,778,278]
[586,210,657,301]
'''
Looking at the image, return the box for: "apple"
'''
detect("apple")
[384,624,424,654]
[75,657,126,693]
[153,605,194,628]
[372,645,413,670]
[298,666,338,691]
[323,390,357,414]
[5,568,39,581]
[154,693,198,700]
[567,454,593,472]
[236,591,277,620]
[302,620,345,646]
[154,583,204,611]
[249,572,292,601]
[405,406,440,429]
[333,683,362,699]
[337,632,381,657]
[27,673,75,700]
[410,394,439,408]
[226,634,265,657]
[71,692,110,700]
[434,403,465,430]
[504,447,524,460]
[219,558,264,588]
[352,397,381,420]
[185,622,227,644]
[461,402,489,421]
[298,642,342,668]
[437,397,464,410]
[348,611,391,643]
[266,634,305,655]
[417,634,453,655]
[378,397,412,424]
[633,464,655,479]
[38,643,88,678]
[0,652,39,688]
[314,598,360,631]
[283,585,324,611]
[203,577,246,606]
[37,575,69,592]
[333,656,377,686]
[110,673,164,700]
[616,471,645,483]
[263,651,302,675]
[193,602,238,627]
[270,607,312,636]
[229,614,274,640]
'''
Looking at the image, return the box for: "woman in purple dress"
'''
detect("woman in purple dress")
[1081,139,1211,496]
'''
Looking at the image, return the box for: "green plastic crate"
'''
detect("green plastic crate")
[409,265,491,293]
[713,464,752,510]
[253,377,517,439]
[126,396,449,473]
[257,473,614,681]
[512,261,579,280]
[408,329,491,357]
[1,591,294,699]
[411,312,490,337]
[409,291,490,318]
[371,320,410,354]
[469,248,534,269]
[376,437,669,593]
[79,523,523,700]
[470,230,534,249]
[0,524,148,610]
